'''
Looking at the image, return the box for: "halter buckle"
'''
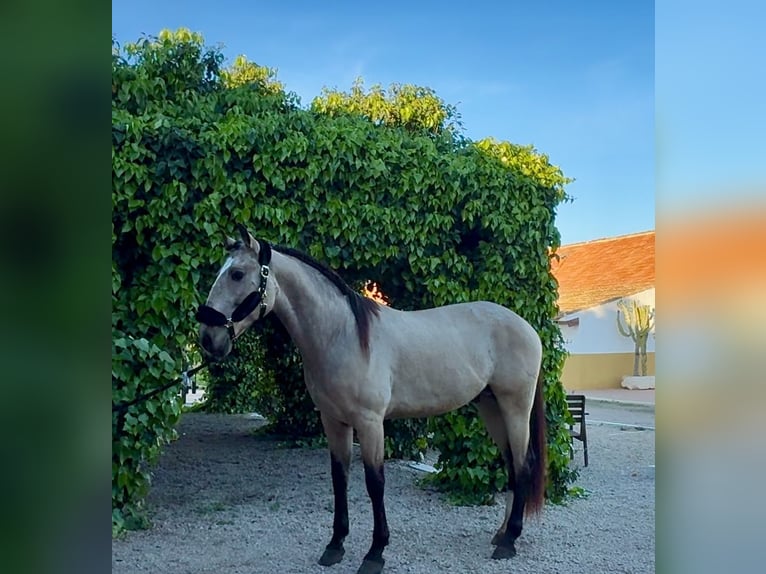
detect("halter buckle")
[224,318,236,340]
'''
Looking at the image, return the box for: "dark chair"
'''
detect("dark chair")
[566,394,588,467]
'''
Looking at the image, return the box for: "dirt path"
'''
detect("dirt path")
[112,412,654,574]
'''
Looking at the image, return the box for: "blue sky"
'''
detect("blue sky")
[656,0,766,209]
[113,1,655,245]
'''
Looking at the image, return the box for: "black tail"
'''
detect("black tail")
[525,372,547,516]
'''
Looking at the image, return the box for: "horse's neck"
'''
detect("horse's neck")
[270,251,355,361]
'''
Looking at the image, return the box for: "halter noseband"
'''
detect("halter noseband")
[195,241,272,340]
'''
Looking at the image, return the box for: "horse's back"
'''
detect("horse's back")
[376,301,541,418]
[391,300,539,354]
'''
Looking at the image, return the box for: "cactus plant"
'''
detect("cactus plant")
[616,299,655,376]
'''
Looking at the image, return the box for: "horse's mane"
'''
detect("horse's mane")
[272,244,381,353]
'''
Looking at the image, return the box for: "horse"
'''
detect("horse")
[196,224,547,574]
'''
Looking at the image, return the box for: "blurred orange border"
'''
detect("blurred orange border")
[659,203,766,315]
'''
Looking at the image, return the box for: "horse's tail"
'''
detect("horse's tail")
[525,371,547,516]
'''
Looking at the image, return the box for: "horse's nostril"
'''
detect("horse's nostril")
[202,332,212,351]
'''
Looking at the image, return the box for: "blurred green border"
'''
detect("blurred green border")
[0,2,110,573]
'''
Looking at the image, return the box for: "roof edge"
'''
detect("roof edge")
[556,287,656,318]
[556,229,654,250]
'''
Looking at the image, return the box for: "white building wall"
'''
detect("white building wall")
[559,288,655,354]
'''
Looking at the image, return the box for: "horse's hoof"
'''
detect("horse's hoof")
[318,546,345,566]
[356,557,385,574]
[491,543,516,559]
[490,530,505,545]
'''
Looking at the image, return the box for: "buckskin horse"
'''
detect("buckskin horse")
[196,225,546,574]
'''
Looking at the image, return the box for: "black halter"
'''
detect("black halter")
[195,241,272,339]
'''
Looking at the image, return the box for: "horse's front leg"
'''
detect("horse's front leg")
[318,412,352,567]
[355,416,389,574]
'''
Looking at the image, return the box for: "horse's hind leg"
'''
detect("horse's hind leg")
[354,415,389,574]
[318,412,353,567]
[491,394,533,560]
[475,391,513,545]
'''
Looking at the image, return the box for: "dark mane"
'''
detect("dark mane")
[273,245,380,352]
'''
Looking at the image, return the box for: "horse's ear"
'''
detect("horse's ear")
[237,223,257,251]
[224,234,238,251]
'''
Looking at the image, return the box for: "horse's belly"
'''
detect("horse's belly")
[385,363,487,419]
[385,387,483,419]
[311,343,504,421]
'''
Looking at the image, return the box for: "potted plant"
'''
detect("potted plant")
[616,299,655,389]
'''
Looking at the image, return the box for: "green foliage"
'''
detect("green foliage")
[202,329,264,414]
[112,332,182,535]
[312,78,462,136]
[543,355,581,504]
[112,28,577,530]
[221,54,285,93]
[422,406,507,505]
[567,485,589,500]
[384,418,430,461]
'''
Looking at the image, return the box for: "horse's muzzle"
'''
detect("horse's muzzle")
[199,326,232,360]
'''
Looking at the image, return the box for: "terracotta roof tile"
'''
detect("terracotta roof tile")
[551,230,655,316]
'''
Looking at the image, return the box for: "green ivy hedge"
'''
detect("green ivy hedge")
[111,331,182,535]
[112,29,576,532]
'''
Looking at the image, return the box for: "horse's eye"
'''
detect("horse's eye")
[230,269,245,282]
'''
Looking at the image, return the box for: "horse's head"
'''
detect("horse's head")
[196,225,275,360]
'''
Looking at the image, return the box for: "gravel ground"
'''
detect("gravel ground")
[112,412,654,574]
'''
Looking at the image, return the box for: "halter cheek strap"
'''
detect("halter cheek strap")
[195,240,272,339]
